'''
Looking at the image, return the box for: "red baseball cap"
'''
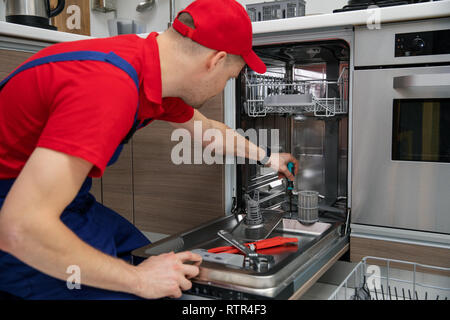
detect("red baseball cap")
[172,0,266,74]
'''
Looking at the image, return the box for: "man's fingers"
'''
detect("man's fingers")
[293,159,299,175]
[182,263,200,279]
[178,275,193,291]
[168,287,183,299]
[283,167,295,181]
[174,251,201,279]
[176,251,202,264]
[286,155,299,175]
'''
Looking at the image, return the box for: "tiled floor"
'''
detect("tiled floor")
[300,260,359,300]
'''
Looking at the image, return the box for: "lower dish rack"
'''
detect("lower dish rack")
[328,256,450,300]
[244,67,348,117]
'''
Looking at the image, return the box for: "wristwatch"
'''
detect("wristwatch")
[257,146,271,166]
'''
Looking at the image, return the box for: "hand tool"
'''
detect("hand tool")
[217,230,274,272]
[191,249,245,268]
[287,162,295,216]
[208,236,298,254]
[256,244,298,255]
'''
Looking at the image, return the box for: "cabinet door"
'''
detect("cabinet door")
[0,49,32,79]
[90,178,103,204]
[101,143,133,222]
[133,94,225,235]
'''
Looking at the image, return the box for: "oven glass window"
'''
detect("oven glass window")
[392,99,450,163]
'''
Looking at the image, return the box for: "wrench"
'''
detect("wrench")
[217,230,274,272]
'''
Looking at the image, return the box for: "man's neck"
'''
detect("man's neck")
[156,33,190,99]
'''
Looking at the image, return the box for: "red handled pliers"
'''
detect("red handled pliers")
[208,236,299,254]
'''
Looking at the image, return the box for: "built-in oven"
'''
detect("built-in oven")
[352,18,450,234]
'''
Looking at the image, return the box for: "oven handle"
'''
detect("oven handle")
[394,73,450,91]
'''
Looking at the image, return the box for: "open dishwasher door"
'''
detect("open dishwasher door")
[132,213,348,299]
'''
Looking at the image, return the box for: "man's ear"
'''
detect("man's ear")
[205,51,227,72]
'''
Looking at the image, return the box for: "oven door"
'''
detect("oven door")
[352,65,450,234]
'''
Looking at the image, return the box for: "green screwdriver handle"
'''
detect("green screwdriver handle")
[287,162,295,190]
[287,162,295,175]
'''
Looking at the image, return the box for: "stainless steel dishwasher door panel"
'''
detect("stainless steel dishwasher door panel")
[351,66,450,234]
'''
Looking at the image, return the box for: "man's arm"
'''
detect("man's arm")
[0,147,201,299]
[171,109,298,180]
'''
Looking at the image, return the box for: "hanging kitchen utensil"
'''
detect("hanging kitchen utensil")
[136,0,156,13]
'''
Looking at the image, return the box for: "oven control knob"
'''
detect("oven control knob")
[411,37,425,52]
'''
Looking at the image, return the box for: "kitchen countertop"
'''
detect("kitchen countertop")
[0,1,448,43]
[0,20,91,44]
[252,1,450,34]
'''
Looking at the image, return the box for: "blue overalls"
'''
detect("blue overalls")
[0,51,152,299]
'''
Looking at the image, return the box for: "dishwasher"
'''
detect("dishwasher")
[132,26,353,300]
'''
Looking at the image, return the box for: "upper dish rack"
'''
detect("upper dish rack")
[244,67,348,118]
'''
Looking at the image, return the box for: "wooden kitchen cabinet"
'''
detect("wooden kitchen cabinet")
[90,177,103,203]
[102,93,226,234]
[101,143,133,223]
[0,49,32,79]
[133,93,225,235]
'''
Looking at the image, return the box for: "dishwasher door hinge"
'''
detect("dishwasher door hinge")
[341,208,351,237]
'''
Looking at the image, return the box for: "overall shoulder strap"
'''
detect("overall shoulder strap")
[0,50,141,145]
[1,51,139,91]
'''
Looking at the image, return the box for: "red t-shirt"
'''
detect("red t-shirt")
[0,32,194,179]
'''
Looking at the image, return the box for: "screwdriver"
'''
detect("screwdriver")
[287,162,295,216]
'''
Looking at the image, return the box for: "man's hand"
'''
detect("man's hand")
[133,251,202,299]
[266,153,299,181]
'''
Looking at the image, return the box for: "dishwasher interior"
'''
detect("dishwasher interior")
[132,39,351,299]
[236,40,350,219]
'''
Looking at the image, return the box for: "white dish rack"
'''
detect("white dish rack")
[328,256,450,300]
[244,67,348,118]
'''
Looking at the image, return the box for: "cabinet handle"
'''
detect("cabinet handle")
[394,73,450,89]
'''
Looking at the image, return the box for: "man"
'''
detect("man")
[0,0,298,299]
